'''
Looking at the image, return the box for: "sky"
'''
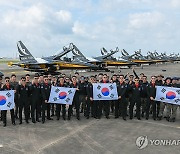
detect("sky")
[0,0,180,58]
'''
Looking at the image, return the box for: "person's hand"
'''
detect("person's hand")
[45,100,48,103]
[118,96,121,99]
[76,88,79,90]
[150,97,154,100]
[90,97,93,101]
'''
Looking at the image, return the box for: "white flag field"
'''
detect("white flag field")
[0,90,15,110]
[155,86,180,105]
[93,83,118,100]
[48,86,76,105]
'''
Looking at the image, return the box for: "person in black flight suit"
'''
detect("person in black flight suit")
[116,75,127,120]
[17,77,30,124]
[146,76,157,120]
[56,76,67,120]
[41,75,53,123]
[69,76,80,120]
[1,77,16,127]
[129,77,142,120]
[30,75,41,123]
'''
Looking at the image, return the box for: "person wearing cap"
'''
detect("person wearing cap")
[158,77,172,121]
[166,77,179,122]
[16,77,31,124]
[1,77,16,127]
[30,75,41,123]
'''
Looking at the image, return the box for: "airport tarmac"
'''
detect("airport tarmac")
[0,62,180,154]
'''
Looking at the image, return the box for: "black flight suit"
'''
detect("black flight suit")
[141,81,149,117]
[1,84,15,126]
[41,83,52,123]
[56,83,67,120]
[17,84,30,123]
[146,82,157,120]
[30,83,41,123]
[69,82,80,120]
[79,81,87,114]
[116,82,127,119]
[129,84,142,120]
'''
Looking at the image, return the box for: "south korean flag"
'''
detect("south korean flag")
[155,86,180,105]
[48,86,76,105]
[0,90,15,110]
[93,83,118,100]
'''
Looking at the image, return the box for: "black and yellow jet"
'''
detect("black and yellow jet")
[8,41,99,73]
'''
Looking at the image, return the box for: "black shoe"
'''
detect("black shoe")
[129,117,133,120]
[51,114,54,117]
[86,116,89,119]
[63,117,66,120]
[42,120,45,124]
[68,117,71,120]
[36,119,40,122]
[166,117,170,121]
[123,117,126,121]
[77,117,80,120]
[57,117,60,120]
[137,118,141,120]
[47,118,53,120]
[106,116,110,119]
[12,122,16,125]
[115,116,119,119]
[26,120,29,124]
[3,123,6,127]
[141,113,144,118]
[158,116,162,120]
[153,118,156,121]
[146,117,149,120]
[171,118,176,122]
[32,120,36,123]
[19,122,22,125]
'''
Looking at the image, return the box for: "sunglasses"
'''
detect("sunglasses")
[44,79,48,81]
[22,80,25,81]
[34,78,38,80]
[135,80,139,81]
[5,80,10,82]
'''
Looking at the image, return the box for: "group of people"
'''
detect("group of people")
[0,70,179,127]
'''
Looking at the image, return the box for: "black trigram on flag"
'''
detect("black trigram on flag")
[161,88,166,93]
[68,90,72,94]
[97,94,102,98]
[109,85,114,90]
[6,92,11,98]
[7,102,12,108]
[55,88,60,93]
[97,85,101,90]
[176,90,180,95]
[110,94,114,98]
[174,99,180,103]
[65,97,70,103]
[160,97,165,100]
[53,97,58,101]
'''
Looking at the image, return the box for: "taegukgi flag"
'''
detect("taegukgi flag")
[155,86,180,105]
[0,90,15,110]
[48,86,76,105]
[93,83,118,100]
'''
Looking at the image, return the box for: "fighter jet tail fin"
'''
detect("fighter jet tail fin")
[17,41,36,62]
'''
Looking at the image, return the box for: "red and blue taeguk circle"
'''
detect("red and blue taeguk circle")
[101,87,110,96]
[59,92,67,99]
[0,95,6,105]
[166,91,176,100]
